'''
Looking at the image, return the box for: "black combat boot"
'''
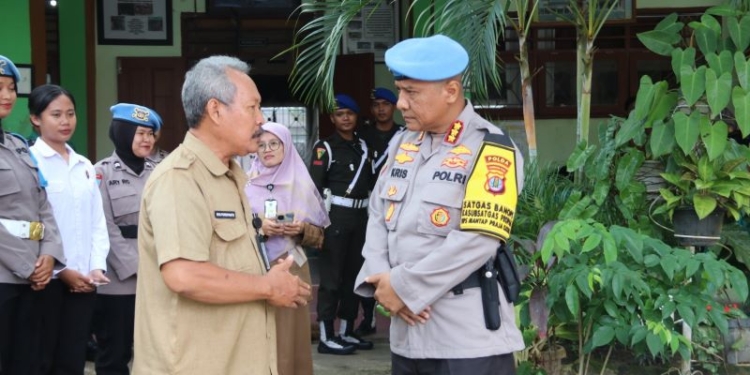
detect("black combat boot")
[339,319,374,350]
[317,320,356,355]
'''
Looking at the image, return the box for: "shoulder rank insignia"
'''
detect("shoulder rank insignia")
[444,121,464,145]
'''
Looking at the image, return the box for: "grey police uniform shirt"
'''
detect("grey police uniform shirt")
[354,102,526,359]
[0,132,65,284]
[146,148,169,165]
[94,152,155,295]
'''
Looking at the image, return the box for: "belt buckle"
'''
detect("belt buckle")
[29,221,45,241]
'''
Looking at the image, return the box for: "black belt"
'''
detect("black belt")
[118,225,138,239]
[451,272,481,295]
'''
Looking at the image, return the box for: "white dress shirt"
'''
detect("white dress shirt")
[30,139,109,275]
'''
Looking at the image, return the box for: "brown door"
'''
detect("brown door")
[117,57,186,153]
[318,53,375,139]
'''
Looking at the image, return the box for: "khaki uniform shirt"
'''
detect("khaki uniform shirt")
[355,102,526,359]
[94,152,155,295]
[133,132,276,375]
[0,132,65,284]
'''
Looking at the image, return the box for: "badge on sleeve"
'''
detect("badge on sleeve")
[459,133,519,241]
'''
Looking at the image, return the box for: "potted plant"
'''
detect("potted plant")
[636,8,750,246]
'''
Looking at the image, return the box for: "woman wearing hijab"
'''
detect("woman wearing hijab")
[93,103,163,375]
[245,122,330,375]
[0,56,65,375]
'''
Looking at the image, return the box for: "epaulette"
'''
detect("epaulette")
[8,132,29,148]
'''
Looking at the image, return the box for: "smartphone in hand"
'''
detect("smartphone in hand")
[276,212,295,225]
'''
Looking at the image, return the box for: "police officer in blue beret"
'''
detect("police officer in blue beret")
[309,94,374,355]
[93,103,163,374]
[0,55,66,375]
[354,35,526,375]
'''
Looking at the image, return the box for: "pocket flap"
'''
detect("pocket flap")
[379,179,409,202]
[422,183,464,208]
[213,220,248,242]
[108,185,137,200]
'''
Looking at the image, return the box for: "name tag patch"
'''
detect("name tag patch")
[214,211,236,219]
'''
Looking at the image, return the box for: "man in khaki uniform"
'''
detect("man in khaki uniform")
[134,55,311,375]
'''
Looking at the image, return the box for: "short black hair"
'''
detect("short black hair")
[28,84,77,117]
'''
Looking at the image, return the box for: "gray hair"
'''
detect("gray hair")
[181,56,250,129]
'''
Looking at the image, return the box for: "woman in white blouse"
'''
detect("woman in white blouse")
[28,84,110,375]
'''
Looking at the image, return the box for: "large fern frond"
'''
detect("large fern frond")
[417,0,506,102]
[284,0,390,111]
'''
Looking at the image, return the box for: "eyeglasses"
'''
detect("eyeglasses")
[258,140,282,152]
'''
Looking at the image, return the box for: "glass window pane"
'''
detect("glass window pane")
[544,61,576,107]
[591,60,619,106]
[475,61,522,109]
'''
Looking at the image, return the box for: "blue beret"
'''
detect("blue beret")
[0,55,21,83]
[110,103,163,132]
[385,35,469,81]
[334,94,360,114]
[371,87,397,104]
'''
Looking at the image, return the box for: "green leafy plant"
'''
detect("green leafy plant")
[534,115,748,374]
[541,218,748,375]
[636,9,750,220]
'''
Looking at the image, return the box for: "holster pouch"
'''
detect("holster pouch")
[495,242,521,303]
[479,260,501,330]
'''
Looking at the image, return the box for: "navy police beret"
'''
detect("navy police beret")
[110,103,163,132]
[334,94,360,114]
[0,55,21,83]
[371,87,397,104]
[385,35,469,81]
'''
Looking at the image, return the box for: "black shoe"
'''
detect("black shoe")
[354,320,376,336]
[317,336,357,355]
[340,332,374,350]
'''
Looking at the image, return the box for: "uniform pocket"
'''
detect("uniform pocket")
[378,179,409,231]
[0,160,21,197]
[109,186,140,217]
[210,220,258,273]
[417,183,464,237]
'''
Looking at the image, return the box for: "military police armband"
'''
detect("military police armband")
[459,133,519,241]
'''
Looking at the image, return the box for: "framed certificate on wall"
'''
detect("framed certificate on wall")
[97,0,173,46]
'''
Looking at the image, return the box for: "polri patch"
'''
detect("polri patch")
[214,211,236,219]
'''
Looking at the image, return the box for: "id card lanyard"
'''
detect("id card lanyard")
[264,184,277,218]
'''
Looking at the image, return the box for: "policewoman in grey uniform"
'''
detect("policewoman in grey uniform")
[309,94,374,355]
[93,103,162,375]
[354,35,526,374]
[0,55,65,375]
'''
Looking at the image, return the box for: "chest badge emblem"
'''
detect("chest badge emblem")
[430,207,450,227]
[399,143,419,152]
[449,144,472,156]
[387,185,397,197]
[394,153,414,164]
